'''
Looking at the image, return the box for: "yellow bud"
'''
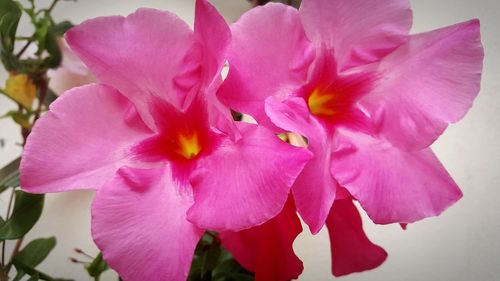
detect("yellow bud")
[5,74,36,109]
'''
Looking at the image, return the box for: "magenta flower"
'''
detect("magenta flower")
[219,0,483,275]
[19,1,311,280]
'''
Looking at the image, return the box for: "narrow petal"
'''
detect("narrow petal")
[362,20,484,150]
[299,0,412,70]
[218,3,314,128]
[66,8,197,129]
[265,97,337,234]
[326,199,387,276]
[194,0,231,89]
[330,131,462,224]
[220,197,303,281]
[92,167,203,281]
[187,123,312,231]
[20,84,152,193]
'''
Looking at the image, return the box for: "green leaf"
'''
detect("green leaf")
[11,259,73,281]
[52,21,73,36]
[0,157,20,193]
[86,252,109,278]
[13,237,56,281]
[0,190,44,240]
[27,273,40,281]
[0,0,22,70]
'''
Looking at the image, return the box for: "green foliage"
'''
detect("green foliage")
[0,190,44,240]
[85,252,109,280]
[189,232,254,281]
[12,237,57,281]
[0,0,22,71]
[0,157,20,193]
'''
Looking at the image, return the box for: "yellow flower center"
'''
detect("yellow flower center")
[177,132,202,160]
[307,88,337,117]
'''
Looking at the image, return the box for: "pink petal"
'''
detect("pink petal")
[326,199,387,277]
[66,8,197,130]
[20,84,152,193]
[194,0,230,89]
[299,0,412,70]
[265,97,337,234]
[330,131,462,224]
[218,3,313,128]
[362,20,483,150]
[187,123,312,231]
[220,197,303,281]
[92,167,203,281]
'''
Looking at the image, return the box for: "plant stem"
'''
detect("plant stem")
[33,76,48,123]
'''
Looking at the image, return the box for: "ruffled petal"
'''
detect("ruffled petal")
[326,199,387,276]
[187,123,312,231]
[92,167,203,281]
[330,131,462,224]
[220,197,303,281]
[218,3,314,128]
[299,0,412,70]
[66,8,197,129]
[265,97,337,234]
[20,84,152,193]
[362,20,483,150]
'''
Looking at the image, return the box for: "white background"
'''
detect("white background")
[0,0,499,280]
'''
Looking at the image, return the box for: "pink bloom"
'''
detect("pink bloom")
[219,0,483,275]
[220,197,303,281]
[20,1,311,280]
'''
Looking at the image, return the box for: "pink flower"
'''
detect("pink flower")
[219,0,483,275]
[220,196,304,281]
[19,1,311,280]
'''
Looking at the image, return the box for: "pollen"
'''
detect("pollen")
[307,88,337,116]
[177,132,202,160]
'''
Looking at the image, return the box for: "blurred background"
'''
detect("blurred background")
[0,0,499,280]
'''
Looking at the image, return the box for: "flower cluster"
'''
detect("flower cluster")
[20,0,483,280]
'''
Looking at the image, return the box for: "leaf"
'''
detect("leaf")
[15,237,56,267]
[0,190,44,240]
[0,157,20,193]
[52,21,73,36]
[13,237,56,281]
[5,73,37,109]
[11,259,73,281]
[0,0,21,71]
[86,252,109,278]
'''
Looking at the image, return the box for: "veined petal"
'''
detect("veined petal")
[92,167,203,281]
[299,0,412,70]
[362,20,483,150]
[218,3,314,128]
[265,97,337,234]
[194,0,231,90]
[330,131,462,224]
[66,8,197,130]
[326,199,387,276]
[187,123,312,231]
[220,197,303,281]
[20,84,152,193]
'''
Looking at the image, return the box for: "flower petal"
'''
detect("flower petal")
[330,131,462,224]
[326,199,387,276]
[187,123,312,231]
[218,3,313,128]
[265,97,337,234]
[20,84,152,193]
[362,20,483,150]
[92,167,203,281]
[220,197,303,281]
[66,8,197,129]
[194,0,231,89]
[299,0,412,70]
